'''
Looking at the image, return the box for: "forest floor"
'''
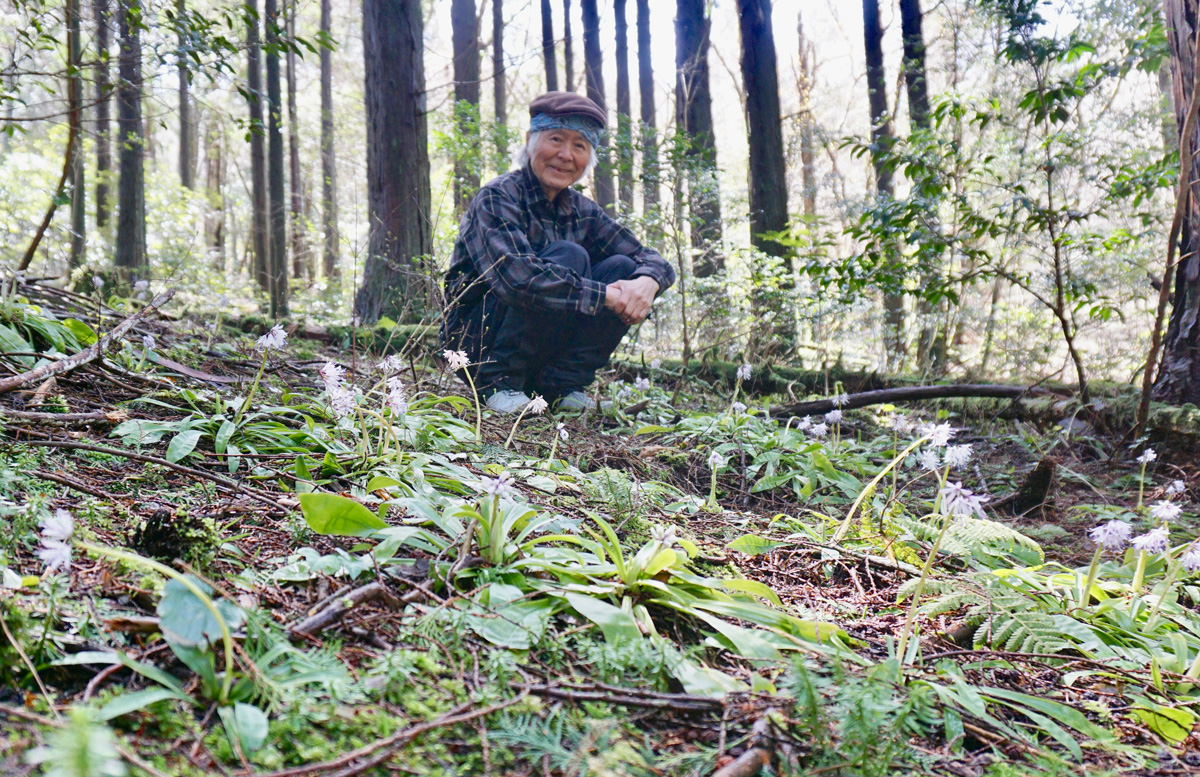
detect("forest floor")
[2,287,1199,776]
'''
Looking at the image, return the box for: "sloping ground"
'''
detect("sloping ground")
[1,285,1199,776]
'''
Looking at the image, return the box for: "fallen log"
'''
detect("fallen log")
[769,383,1057,419]
[0,289,175,395]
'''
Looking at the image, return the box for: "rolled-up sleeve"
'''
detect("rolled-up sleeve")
[464,186,607,315]
[581,201,677,293]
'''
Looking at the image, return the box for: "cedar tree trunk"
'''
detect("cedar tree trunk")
[114,0,146,276]
[676,0,723,276]
[581,0,615,212]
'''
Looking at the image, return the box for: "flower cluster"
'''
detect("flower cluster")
[634,376,650,391]
[890,414,913,434]
[527,395,549,415]
[1088,519,1132,551]
[831,393,850,408]
[825,409,843,425]
[1131,525,1170,555]
[319,362,356,419]
[385,376,408,416]
[482,471,516,497]
[737,364,753,381]
[938,482,987,518]
[557,422,568,441]
[36,509,74,575]
[944,444,973,469]
[707,451,724,469]
[1137,448,1157,465]
[377,355,404,374]
[1167,480,1187,497]
[1150,500,1182,524]
[442,349,470,371]
[255,324,288,352]
[731,401,747,415]
[810,422,828,438]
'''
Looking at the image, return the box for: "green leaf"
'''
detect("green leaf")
[1132,699,1195,744]
[726,534,787,556]
[0,323,35,366]
[218,702,269,754]
[721,578,783,606]
[469,599,556,649]
[672,659,747,696]
[61,318,97,346]
[563,593,642,645]
[214,420,235,455]
[166,429,204,463]
[98,688,186,721]
[157,576,244,648]
[299,493,388,536]
[365,475,404,492]
[635,425,673,435]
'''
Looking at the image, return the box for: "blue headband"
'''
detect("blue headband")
[529,113,602,149]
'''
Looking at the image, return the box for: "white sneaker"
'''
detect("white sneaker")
[485,390,532,414]
[555,391,610,412]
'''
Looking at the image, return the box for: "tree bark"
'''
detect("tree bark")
[204,118,226,269]
[451,0,481,213]
[319,0,338,283]
[265,0,289,316]
[614,0,633,214]
[540,0,558,91]
[493,0,508,172]
[563,0,574,92]
[247,0,269,292]
[94,0,112,229]
[581,0,614,213]
[676,0,723,276]
[900,0,942,372]
[1156,0,1200,404]
[863,0,904,362]
[797,11,816,219]
[286,0,305,281]
[68,0,85,268]
[355,0,432,324]
[114,0,147,278]
[636,0,657,214]
[736,0,788,260]
[176,0,193,189]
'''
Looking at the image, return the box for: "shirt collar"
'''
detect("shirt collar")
[521,163,575,218]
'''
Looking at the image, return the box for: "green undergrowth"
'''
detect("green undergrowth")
[1,309,1199,775]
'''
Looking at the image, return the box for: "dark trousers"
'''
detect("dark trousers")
[444,241,636,399]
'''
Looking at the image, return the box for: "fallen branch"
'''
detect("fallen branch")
[0,289,176,395]
[712,713,774,777]
[290,581,402,637]
[521,682,725,713]
[769,383,1055,419]
[12,429,290,511]
[0,408,127,424]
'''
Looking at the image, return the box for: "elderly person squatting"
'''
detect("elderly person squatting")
[441,92,676,412]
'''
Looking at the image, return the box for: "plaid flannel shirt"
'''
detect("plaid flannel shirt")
[444,165,676,316]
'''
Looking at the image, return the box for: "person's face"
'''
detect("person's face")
[529,128,592,199]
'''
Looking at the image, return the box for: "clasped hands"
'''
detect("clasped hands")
[603,276,660,325]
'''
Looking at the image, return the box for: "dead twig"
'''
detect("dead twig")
[290,581,402,637]
[0,289,176,395]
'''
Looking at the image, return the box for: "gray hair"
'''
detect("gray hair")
[514,130,599,184]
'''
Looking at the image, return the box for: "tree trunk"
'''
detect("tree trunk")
[247,0,269,292]
[540,0,558,91]
[900,0,942,372]
[676,0,723,276]
[797,10,816,219]
[899,0,930,130]
[1157,0,1200,404]
[176,0,193,189]
[451,0,481,213]
[563,0,575,92]
[636,0,657,214]
[863,0,904,362]
[114,0,146,277]
[94,0,112,229]
[319,0,338,283]
[287,0,305,281]
[68,0,86,269]
[581,0,614,213]
[493,0,508,172]
[265,0,288,316]
[355,0,432,324]
[736,0,788,259]
[614,0,633,214]
[204,118,226,269]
